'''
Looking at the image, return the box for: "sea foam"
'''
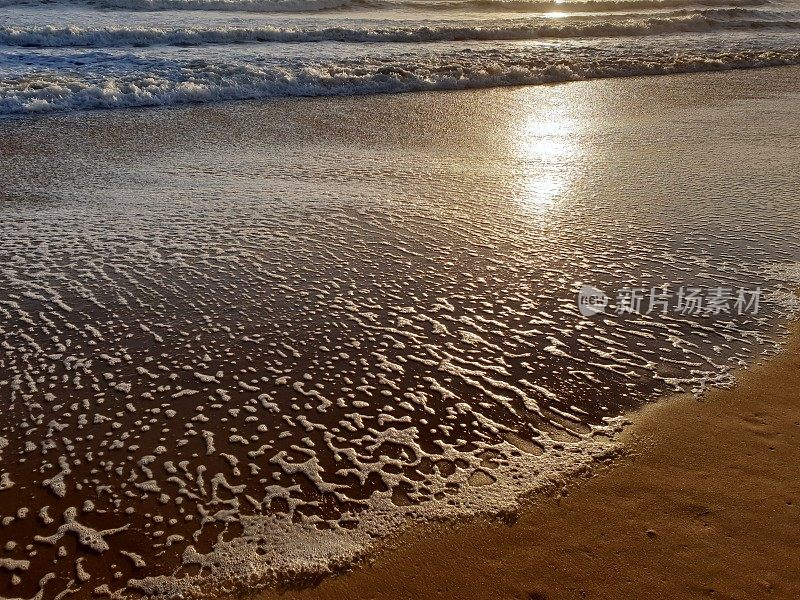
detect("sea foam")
[1,48,799,115]
[0,12,796,48]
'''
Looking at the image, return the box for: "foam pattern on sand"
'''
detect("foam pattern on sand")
[1,82,799,598]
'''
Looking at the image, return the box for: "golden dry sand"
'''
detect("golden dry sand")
[256,324,800,600]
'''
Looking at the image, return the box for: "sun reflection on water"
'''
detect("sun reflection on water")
[513,96,582,213]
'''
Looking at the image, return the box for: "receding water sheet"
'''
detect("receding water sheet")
[0,10,799,599]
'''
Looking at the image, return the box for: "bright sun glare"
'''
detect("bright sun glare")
[515,98,580,211]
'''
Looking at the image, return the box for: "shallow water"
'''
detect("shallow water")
[1,68,800,598]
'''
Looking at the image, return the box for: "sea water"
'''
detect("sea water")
[0,7,799,600]
[0,0,799,114]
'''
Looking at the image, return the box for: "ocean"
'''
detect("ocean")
[0,4,799,599]
[0,0,799,114]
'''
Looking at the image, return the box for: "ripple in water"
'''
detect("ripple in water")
[0,74,799,599]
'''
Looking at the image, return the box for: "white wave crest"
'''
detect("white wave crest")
[0,12,796,48]
[2,49,798,115]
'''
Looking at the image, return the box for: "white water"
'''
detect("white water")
[0,0,799,113]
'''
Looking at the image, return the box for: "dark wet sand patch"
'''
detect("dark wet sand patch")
[255,322,800,600]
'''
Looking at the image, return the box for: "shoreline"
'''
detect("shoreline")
[255,322,800,600]
[1,64,800,124]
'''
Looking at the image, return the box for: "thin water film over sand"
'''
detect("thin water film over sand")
[1,72,800,599]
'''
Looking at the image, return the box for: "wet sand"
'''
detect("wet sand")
[257,322,800,600]
[2,67,800,600]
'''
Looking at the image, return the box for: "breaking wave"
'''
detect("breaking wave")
[1,11,797,47]
[3,48,799,115]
